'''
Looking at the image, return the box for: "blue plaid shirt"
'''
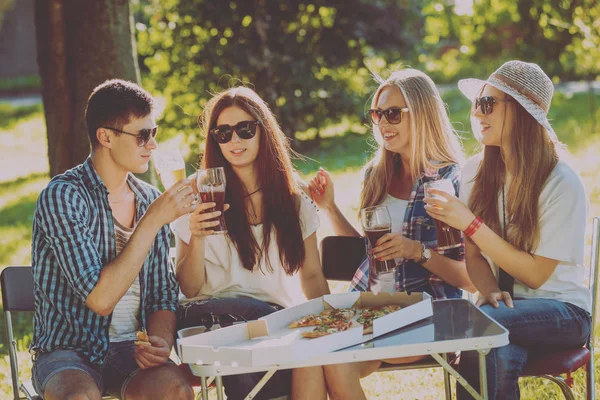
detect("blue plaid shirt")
[30,158,178,366]
[350,164,465,299]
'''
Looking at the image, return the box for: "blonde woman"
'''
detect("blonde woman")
[425,61,591,400]
[306,69,474,400]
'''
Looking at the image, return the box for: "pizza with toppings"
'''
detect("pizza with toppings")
[319,307,356,320]
[301,319,354,339]
[288,308,356,328]
[289,305,402,338]
[357,305,402,334]
[289,314,321,328]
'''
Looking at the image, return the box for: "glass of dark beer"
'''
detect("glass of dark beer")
[424,179,461,248]
[360,205,396,274]
[196,167,227,234]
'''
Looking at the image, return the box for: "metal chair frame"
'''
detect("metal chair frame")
[526,216,599,400]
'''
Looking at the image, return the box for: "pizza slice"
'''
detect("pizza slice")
[357,305,402,334]
[301,320,354,339]
[319,307,356,321]
[289,307,356,329]
[289,314,331,328]
[135,328,151,345]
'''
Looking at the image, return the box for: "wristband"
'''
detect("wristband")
[464,216,483,237]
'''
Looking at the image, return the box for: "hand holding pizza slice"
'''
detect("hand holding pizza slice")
[135,328,151,346]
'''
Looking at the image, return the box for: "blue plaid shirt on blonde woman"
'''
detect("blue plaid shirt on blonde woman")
[349,164,465,299]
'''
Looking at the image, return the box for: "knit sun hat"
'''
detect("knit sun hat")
[458,60,557,141]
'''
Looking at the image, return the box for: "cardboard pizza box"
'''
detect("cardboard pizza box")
[177,291,432,367]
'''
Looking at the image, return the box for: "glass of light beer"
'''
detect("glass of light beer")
[424,179,461,248]
[197,167,227,234]
[360,205,396,274]
[153,148,186,189]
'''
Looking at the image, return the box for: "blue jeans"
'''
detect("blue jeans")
[32,341,169,399]
[177,297,290,400]
[457,299,591,400]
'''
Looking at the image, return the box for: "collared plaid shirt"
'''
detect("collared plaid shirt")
[30,157,178,366]
[350,164,465,299]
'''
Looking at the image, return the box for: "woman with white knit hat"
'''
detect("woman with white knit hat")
[424,60,591,399]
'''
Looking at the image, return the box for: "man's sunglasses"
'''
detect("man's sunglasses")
[102,125,158,147]
[367,107,409,125]
[473,96,512,115]
[197,312,247,331]
[209,120,260,144]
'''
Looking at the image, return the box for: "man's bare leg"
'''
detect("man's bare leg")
[124,364,194,400]
[44,369,102,400]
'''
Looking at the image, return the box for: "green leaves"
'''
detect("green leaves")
[135,0,422,144]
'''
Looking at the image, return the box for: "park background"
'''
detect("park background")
[0,0,599,398]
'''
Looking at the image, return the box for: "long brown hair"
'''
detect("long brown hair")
[199,87,305,275]
[468,97,559,253]
[360,69,464,211]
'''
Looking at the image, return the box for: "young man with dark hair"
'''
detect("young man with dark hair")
[30,79,195,400]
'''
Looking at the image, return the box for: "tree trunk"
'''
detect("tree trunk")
[35,0,140,177]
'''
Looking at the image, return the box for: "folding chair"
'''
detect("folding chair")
[520,216,600,400]
[320,236,453,400]
[1,266,40,400]
[1,266,204,400]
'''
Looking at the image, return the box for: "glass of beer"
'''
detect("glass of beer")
[360,205,396,274]
[424,179,461,248]
[197,167,227,234]
[153,148,186,189]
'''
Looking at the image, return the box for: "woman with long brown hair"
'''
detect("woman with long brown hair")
[425,61,591,400]
[307,69,474,399]
[171,86,329,400]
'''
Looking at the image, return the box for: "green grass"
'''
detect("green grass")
[0,103,43,130]
[0,75,42,92]
[1,90,600,398]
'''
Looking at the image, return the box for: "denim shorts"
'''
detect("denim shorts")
[32,341,158,399]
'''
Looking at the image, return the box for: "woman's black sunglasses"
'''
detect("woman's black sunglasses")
[101,125,159,147]
[367,107,409,125]
[473,96,512,115]
[197,312,247,330]
[209,120,260,144]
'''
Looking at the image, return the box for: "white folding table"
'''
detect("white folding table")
[185,299,509,400]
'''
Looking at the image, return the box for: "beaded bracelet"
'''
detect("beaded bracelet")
[464,216,483,237]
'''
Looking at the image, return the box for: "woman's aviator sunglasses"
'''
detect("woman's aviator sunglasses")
[473,96,512,115]
[367,107,409,125]
[101,125,158,147]
[210,120,260,144]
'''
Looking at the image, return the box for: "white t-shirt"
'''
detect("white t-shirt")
[369,195,409,293]
[109,218,141,342]
[460,154,591,313]
[171,191,320,308]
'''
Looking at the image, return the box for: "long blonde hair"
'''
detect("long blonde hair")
[468,97,559,253]
[360,69,464,210]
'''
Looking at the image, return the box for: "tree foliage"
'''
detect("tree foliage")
[136,0,424,145]
[418,0,600,82]
[133,0,599,148]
